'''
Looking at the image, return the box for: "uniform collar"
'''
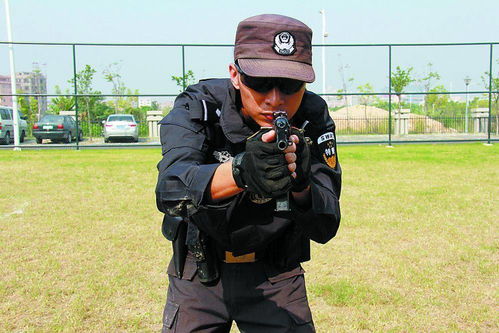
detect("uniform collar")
[219,81,254,144]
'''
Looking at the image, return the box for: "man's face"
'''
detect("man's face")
[229,63,305,127]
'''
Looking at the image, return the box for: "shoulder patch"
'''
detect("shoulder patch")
[317,132,337,168]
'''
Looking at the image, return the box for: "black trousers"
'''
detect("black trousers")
[162,255,315,332]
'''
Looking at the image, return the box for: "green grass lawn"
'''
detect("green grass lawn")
[0,144,497,332]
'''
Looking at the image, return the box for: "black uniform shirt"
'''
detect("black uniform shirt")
[156,79,341,267]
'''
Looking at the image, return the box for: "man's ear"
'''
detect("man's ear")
[229,63,241,90]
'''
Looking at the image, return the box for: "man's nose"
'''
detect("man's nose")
[264,87,285,109]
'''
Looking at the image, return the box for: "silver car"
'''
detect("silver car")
[0,106,28,144]
[103,114,139,143]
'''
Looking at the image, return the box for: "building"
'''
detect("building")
[0,71,48,115]
[138,97,152,108]
[0,75,12,106]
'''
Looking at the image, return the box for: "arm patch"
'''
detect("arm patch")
[317,132,337,169]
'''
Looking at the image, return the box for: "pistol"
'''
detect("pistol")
[273,111,291,212]
[273,111,291,151]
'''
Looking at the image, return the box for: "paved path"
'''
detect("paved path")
[1,133,497,150]
[337,133,498,143]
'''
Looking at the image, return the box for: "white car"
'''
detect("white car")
[0,106,28,144]
[103,114,139,143]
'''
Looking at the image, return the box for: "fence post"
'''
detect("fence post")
[487,43,493,145]
[388,45,392,146]
[182,45,186,91]
[72,44,80,150]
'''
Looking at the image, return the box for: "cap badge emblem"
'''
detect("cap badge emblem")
[273,31,296,55]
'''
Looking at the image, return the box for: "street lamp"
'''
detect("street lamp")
[319,9,328,97]
[464,76,471,133]
[4,0,20,150]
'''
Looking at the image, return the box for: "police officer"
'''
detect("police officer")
[156,14,341,332]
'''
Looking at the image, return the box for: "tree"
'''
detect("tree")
[92,102,114,122]
[426,84,450,117]
[418,63,441,114]
[103,62,127,113]
[391,66,414,135]
[336,56,354,123]
[49,85,75,114]
[102,62,147,131]
[357,83,376,125]
[336,76,354,129]
[117,88,141,119]
[171,70,196,92]
[16,89,37,124]
[118,88,139,112]
[70,64,103,138]
[30,68,45,120]
[335,77,354,103]
[481,59,499,134]
[29,97,39,121]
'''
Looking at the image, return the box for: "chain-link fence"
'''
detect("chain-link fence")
[0,41,497,148]
[333,116,498,135]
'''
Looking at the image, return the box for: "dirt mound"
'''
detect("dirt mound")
[332,105,388,118]
[330,105,456,133]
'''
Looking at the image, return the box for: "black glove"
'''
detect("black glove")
[290,128,311,192]
[232,130,292,198]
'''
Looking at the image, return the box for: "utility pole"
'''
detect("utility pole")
[4,0,20,150]
[464,76,471,133]
[319,10,328,98]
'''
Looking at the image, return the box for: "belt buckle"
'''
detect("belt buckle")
[224,251,256,263]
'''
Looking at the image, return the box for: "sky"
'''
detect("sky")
[1,0,498,100]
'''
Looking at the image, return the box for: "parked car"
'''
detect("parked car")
[33,115,81,144]
[103,114,139,142]
[0,106,28,144]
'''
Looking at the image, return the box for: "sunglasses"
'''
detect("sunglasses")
[235,63,304,95]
